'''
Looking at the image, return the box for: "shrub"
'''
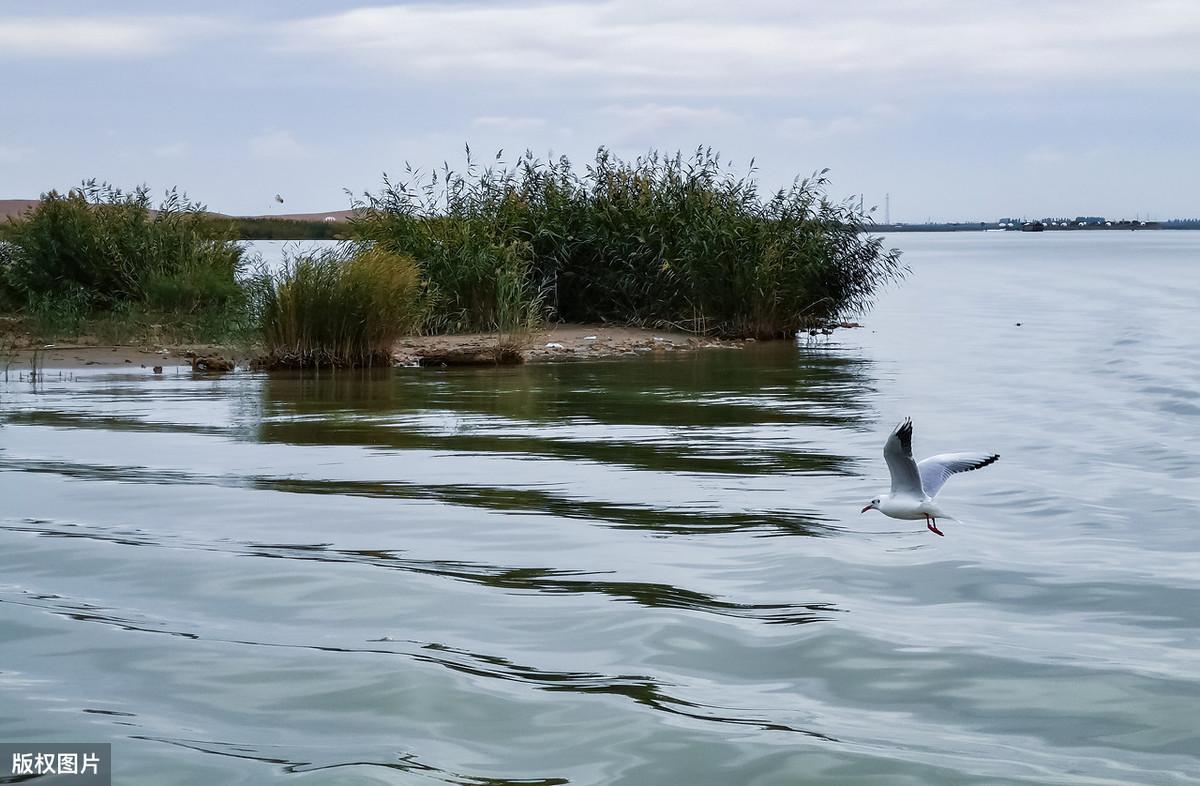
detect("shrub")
[0,180,245,314]
[352,186,544,335]
[24,290,91,338]
[350,147,903,339]
[258,246,425,368]
[141,260,243,314]
[0,242,22,311]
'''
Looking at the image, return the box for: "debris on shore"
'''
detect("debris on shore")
[189,354,235,373]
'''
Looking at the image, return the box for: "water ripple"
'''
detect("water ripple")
[3,234,1200,784]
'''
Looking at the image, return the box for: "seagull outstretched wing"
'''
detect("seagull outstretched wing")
[883,418,923,497]
[917,453,1000,498]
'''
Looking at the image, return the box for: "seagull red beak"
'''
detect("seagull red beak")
[861,505,873,514]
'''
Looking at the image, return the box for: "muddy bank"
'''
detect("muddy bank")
[393,324,748,366]
[1,343,224,373]
[4,323,860,372]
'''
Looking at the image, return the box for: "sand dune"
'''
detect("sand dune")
[0,199,38,221]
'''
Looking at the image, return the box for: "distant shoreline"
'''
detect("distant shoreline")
[0,198,350,224]
[5,200,1196,239]
[874,223,1195,233]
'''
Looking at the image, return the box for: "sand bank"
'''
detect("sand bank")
[4,322,856,372]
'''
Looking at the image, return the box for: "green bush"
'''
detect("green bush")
[0,242,23,311]
[353,203,543,335]
[25,290,91,338]
[258,246,426,368]
[351,147,903,339]
[0,180,245,314]
[141,261,243,313]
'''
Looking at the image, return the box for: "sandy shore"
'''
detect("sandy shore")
[394,324,748,366]
[1,343,227,373]
[2,323,765,372]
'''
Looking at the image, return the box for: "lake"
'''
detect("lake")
[242,238,339,273]
[2,232,1198,785]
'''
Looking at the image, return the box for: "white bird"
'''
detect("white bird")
[861,418,998,536]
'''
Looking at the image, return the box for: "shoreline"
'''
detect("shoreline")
[2,323,829,372]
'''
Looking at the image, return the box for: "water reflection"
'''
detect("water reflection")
[2,518,838,625]
[259,344,875,426]
[136,734,573,785]
[254,346,873,482]
[6,456,833,536]
[411,642,837,741]
[4,234,1200,785]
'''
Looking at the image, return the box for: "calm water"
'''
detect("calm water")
[2,232,1199,785]
[245,239,339,271]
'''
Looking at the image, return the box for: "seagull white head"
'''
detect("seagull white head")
[861,417,999,536]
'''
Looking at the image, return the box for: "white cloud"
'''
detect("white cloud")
[1,4,1194,219]
[274,1,1200,95]
[1024,144,1113,165]
[778,104,903,142]
[595,103,742,143]
[471,116,548,131]
[1026,146,1067,164]
[152,142,191,158]
[0,16,223,58]
[250,130,309,159]
[776,116,818,140]
[0,144,30,163]
[778,116,865,141]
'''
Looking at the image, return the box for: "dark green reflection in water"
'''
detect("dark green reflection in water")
[256,343,873,474]
[129,734,572,785]
[8,455,830,536]
[261,342,873,430]
[3,517,839,626]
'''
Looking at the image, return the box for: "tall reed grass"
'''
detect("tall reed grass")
[352,189,544,335]
[256,246,425,368]
[351,147,903,339]
[0,181,245,315]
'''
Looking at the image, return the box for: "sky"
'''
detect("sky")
[1,1,1197,221]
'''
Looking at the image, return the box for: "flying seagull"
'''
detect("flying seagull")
[861,418,998,536]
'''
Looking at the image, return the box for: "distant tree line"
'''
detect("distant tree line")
[230,217,352,240]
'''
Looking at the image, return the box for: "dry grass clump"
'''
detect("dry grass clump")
[258,246,425,368]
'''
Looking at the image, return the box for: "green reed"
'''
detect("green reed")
[351,147,903,339]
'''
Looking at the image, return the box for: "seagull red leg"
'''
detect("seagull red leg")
[927,517,944,537]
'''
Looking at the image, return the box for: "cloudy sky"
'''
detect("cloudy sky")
[2,1,1197,220]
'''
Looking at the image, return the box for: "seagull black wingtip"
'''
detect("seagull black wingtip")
[967,454,1000,472]
[895,418,915,455]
